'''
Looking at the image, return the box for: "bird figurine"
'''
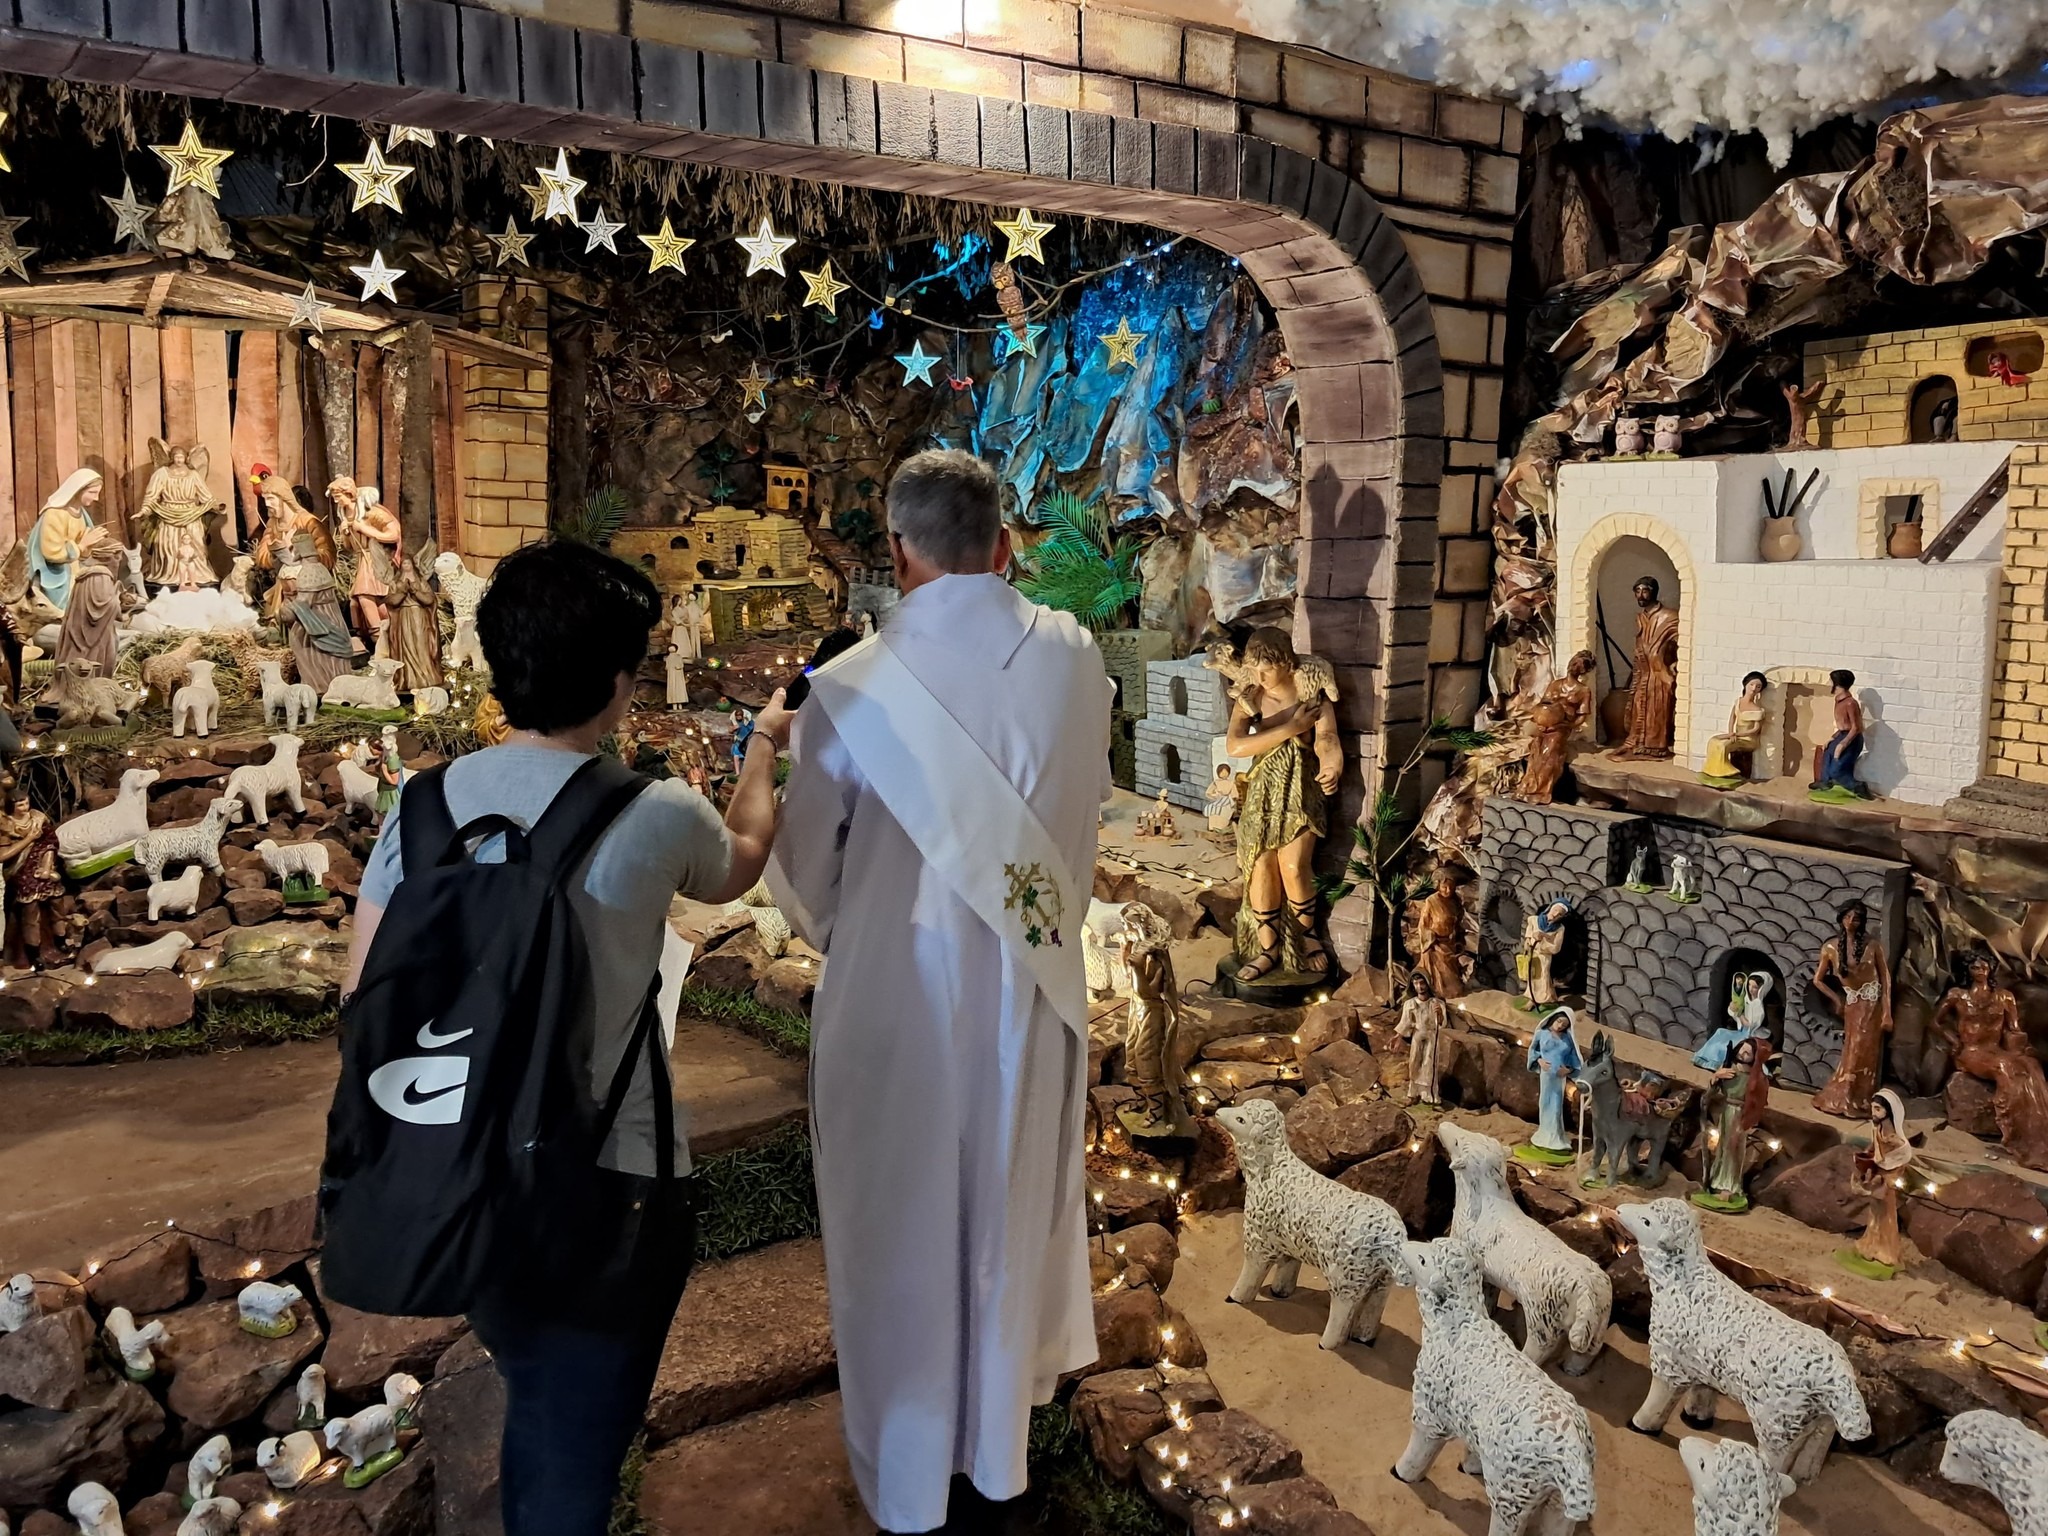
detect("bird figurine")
[0,1272,37,1333]
[104,1306,168,1381]
[1989,349,2032,387]
[990,260,1029,342]
[186,1432,231,1507]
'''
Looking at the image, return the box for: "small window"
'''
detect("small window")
[670,534,690,549]
[1909,376,1958,443]
[1169,676,1190,715]
[1162,744,1182,784]
[1965,332,2045,378]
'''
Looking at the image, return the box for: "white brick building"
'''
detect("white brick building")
[1134,656,1238,810]
[1554,441,2015,805]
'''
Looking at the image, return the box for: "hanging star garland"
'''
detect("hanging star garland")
[0,111,11,174]
[994,207,1054,264]
[288,280,329,334]
[800,260,850,316]
[735,216,796,278]
[350,251,404,303]
[102,176,156,250]
[336,141,415,213]
[637,217,696,274]
[531,150,586,223]
[151,121,234,197]
[739,362,772,411]
[895,340,941,387]
[0,209,35,283]
[386,125,435,151]
[578,207,625,255]
[1098,317,1148,370]
[488,216,534,268]
[995,323,1047,364]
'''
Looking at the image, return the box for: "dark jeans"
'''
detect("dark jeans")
[1817,729,1863,791]
[470,1195,697,1536]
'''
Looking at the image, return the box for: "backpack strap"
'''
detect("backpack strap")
[526,755,652,890]
[594,976,679,1183]
[397,764,459,883]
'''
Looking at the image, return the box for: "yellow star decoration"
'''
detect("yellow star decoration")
[800,260,850,316]
[487,217,534,268]
[336,141,415,213]
[0,110,10,174]
[994,207,1054,265]
[386,125,435,151]
[734,216,796,278]
[531,150,586,224]
[151,121,234,198]
[739,362,772,410]
[636,217,696,275]
[1098,317,1147,370]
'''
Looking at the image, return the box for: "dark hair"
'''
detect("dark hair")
[1830,668,1856,690]
[1742,670,1767,690]
[1409,971,1434,997]
[1634,576,1660,599]
[477,539,660,733]
[1243,626,1297,669]
[1838,898,1867,930]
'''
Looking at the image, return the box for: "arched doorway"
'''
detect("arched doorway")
[1704,947,1787,1054]
[1591,535,1682,746]
[1568,514,1699,759]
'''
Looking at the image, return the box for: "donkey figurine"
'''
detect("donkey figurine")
[1581,1031,1680,1187]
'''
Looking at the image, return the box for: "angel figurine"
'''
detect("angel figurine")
[137,441,224,590]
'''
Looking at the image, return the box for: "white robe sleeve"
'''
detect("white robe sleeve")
[765,702,863,953]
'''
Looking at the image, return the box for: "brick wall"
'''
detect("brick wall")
[1988,443,2048,785]
[1805,320,2048,447]
[456,277,552,565]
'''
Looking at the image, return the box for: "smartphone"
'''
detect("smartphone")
[782,626,864,709]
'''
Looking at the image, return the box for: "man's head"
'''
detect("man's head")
[1242,627,1297,691]
[1830,668,1855,696]
[1634,577,1659,607]
[477,539,661,736]
[885,450,1010,591]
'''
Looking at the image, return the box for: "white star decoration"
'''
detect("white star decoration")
[488,217,534,268]
[734,216,795,278]
[102,177,156,251]
[530,149,585,223]
[288,281,329,334]
[0,208,36,282]
[577,207,625,255]
[350,251,404,304]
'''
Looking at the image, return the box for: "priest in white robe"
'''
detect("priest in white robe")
[768,450,1109,1533]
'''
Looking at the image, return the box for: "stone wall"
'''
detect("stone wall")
[1806,320,2048,447]
[1986,442,2048,788]
[455,277,552,566]
[1475,798,1909,1089]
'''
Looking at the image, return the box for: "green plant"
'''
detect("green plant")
[692,1121,821,1261]
[1014,490,1144,631]
[1026,1403,1179,1536]
[554,484,630,547]
[0,999,338,1065]
[678,981,811,1057]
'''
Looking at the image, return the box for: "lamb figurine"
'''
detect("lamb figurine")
[0,1272,37,1332]
[259,1429,324,1490]
[1680,1436,1795,1536]
[66,1483,123,1536]
[1392,1236,1597,1536]
[256,838,330,898]
[1617,1199,1869,1481]
[141,635,203,704]
[294,1362,327,1429]
[446,614,485,673]
[258,659,319,730]
[724,881,792,959]
[223,734,306,824]
[1215,1099,1408,1349]
[56,767,160,867]
[1437,1123,1612,1374]
[436,550,487,624]
[147,864,205,924]
[48,658,139,728]
[176,1498,242,1536]
[384,1370,424,1426]
[1940,1409,2048,1536]
[134,796,237,882]
[324,1403,402,1487]
[171,658,220,739]
[337,754,381,819]
[91,930,194,976]
[187,1432,232,1504]
[104,1304,168,1380]
[323,657,403,712]
[413,685,450,717]
[238,1278,304,1338]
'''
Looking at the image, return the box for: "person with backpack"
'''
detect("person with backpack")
[326,539,790,1536]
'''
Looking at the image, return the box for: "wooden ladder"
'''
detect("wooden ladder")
[1920,452,2013,563]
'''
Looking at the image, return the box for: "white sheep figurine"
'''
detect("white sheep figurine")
[187,1432,232,1504]
[223,734,306,824]
[724,881,792,959]
[56,767,161,866]
[223,553,255,604]
[238,1278,304,1337]
[259,1429,324,1489]
[104,1305,168,1380]
[325,1402,401,1477]
[1392,1236,1597,1536]
[436,551,487,622]
[323,657,403,711]
[0,1272,37,1332]
[1618,1199,1869,1481]
[446,614,485,673]
[384,1370,424,1426]
[337,754,381,819]
[295,1362,327,1428]
[91,930,194,976]
[259,659,319,731]
[147,864,204,924]
[1215,1098,1407,1349]
[413,685,450,717]
[66,1483,123,1536]
[1437,1123,1611,1374]
[1680,1436,1795,1536]
[256,838,330,896]
[171,658,220,739]
[134,796,237,883]
[1941,1409,2048,1536]
[176,1497,241,1536]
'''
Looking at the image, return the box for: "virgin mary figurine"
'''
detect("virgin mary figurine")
[30,468,107,613]
[1518,1007,1583,1166]
[1692,972,1772,1071]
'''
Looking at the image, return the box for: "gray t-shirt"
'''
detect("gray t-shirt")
[359,743,732,1177]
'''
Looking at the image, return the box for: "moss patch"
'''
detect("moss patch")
[679,982,810,1058]
[1028,1402,1180,1536]
[0,998,338,1066]
[692,1120,820,1264]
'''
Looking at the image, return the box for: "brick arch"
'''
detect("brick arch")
[1567,512,1699,759]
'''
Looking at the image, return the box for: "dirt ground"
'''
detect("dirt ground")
[1170,1207,1990,1536]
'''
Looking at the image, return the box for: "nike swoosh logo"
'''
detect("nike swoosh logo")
[416,1018,474,1049]
[403,1079,463,1108]
[368,1056,469,1126]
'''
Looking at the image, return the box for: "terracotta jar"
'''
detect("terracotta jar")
[1758,520,1803,562]
[1888,520,1923,559]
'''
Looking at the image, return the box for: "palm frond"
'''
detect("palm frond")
[554,484,631,547]
[1014,489,1143,630]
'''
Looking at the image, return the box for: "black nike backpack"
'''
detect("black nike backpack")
[318,755,683,1318]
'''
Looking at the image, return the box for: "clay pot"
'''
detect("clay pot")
[1758,520,1803,562]
[1888,520,1924,558]
[1599,687,1631,746]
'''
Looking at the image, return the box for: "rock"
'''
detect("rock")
[638,1394,875,1536]
[0,1304,93,1409]
[1196,1060,1286,1097]
[85,1231,193,1315]
[1283,1087,1411,1174]
[1843,1335,1934,1454]
[1235,1085,1301,1114]
[1199,1033,1296,1065]
[315,839,363,898]
[1895,1172,2048,1309]
[1131,878,1199,940]
[126,1490,185,1536]
[110,907,232,947]
[1508,1166,1580,1224]
[419,1334,504,1536]
[1332,965,1395,1008]
[197,921,348,1012]
[60,971,197,1032]
[27,1269,86,1316]
[1945,1072,2000,1138]
[754,958,816,1016]
[691,929,770,994]
[1108,1224,1181,1291]
[20,1513,72,1536]
[645,1240,835,1442]
[1195,881,1240,932]
[0,975,68,1035]
[0,1378,164,1505]
[1088,1085,1142,1158]
[1482,1036,1541,1120]
[1301,1040,1380,1103]
[224,888,286,925]
[1183,1118,1243,1213]
[220,845,263,872]
[1087,1150,1179,1228]
[1291,1001,1354,1062]
[1753,1145,1867,1235]
[1883,1338,2030,1421]
[1071,1366,1225,1478]
[1190,1475,1370,1536]
[157,1296,325,1428]
[317,1293,470,1401]
[194,1194,318,1294]
[260,1445,434,1535]
[1545,1211,1617,1268]
[1086,1282,1205,1377]
[1142,1408,1302,1524]
[1337,1138,1451,1236]
[1607,1248,1652,1328]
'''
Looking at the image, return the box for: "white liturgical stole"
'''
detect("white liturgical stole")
[809,636,1090,1040]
